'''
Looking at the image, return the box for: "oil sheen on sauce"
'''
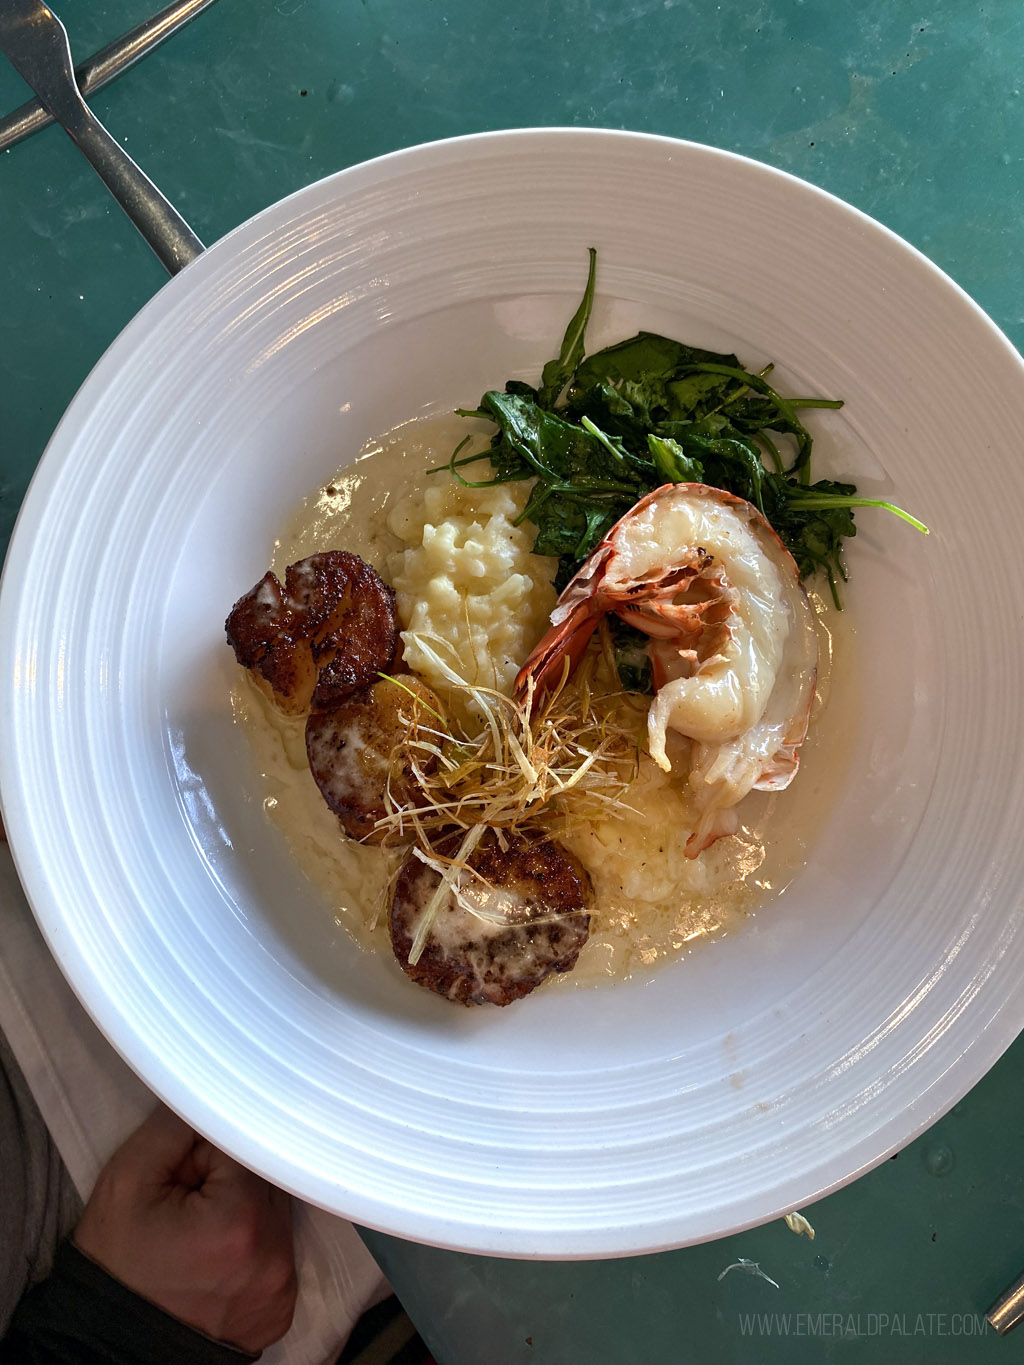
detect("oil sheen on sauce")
[231,414,859,990]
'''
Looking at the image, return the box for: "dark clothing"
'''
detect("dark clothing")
[1,1241,257,1364]
[0,1028,81,1334]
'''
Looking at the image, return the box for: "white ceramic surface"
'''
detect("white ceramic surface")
[2,129,1024,1258]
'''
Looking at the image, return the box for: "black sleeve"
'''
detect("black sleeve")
[0,1240,260,1365]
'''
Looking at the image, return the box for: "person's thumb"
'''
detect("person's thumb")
[108,1103,199,1183]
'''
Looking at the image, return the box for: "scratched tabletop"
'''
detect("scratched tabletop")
[2,2,1023,1360]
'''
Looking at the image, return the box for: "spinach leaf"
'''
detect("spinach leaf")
[647,434,703,484]
[610,620,654,694]
[537,248,597,408]
[453,252,925,637]
[480,390,641,492]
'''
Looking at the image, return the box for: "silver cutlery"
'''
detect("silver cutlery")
[0,0,219,153]
[0,0,203,273]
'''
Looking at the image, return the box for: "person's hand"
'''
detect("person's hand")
[73,1104,297,1354]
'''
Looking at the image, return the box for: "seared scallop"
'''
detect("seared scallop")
[225,551,398,715]
[305,675,440,843]
[389,830,593,1006]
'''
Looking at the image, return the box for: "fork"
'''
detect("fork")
[0,0,203,273]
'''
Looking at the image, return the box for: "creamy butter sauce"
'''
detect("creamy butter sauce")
[270,416,486,577]
[233,414,859,989]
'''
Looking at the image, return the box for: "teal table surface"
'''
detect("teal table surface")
[3,2,1023,1361]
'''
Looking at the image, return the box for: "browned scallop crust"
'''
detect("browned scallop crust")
[306,676,440,843]
[225,551,397,715]
[390,832,593,1006]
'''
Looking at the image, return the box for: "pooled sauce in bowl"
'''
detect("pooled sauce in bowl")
[231,414,859,990]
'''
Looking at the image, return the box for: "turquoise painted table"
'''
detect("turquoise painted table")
[3,2,1023,1360]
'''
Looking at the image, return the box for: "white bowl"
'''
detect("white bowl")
[3,129,1024,1258]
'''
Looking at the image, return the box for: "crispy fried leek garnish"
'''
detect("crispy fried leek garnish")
[406,824,487,967]
[377,632,640,844]
[375,632,641,963]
